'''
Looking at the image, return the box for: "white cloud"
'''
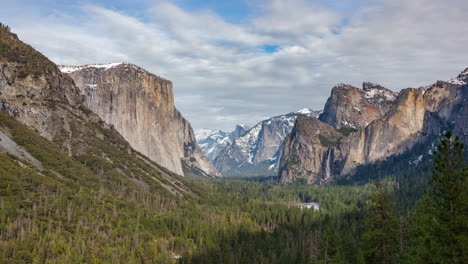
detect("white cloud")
[1,0,467,131]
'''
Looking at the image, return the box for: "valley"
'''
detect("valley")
[0,11,467,264]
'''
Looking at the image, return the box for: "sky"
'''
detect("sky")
[1,0,467,131]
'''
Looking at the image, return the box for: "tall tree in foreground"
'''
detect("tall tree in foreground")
[410,131,468,263]
[363,181,400,264]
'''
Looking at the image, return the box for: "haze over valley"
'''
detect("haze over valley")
[0,0,467,263]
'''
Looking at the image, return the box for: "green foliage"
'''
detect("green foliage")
[318,132,342,148]
[409,131,468,264]
[335,138,435,212]
[1,106,466,263]
[0,23,56,78]
[363,182,401,264]
[337,126,358,137]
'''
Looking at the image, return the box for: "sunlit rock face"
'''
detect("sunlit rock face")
[61,63,220,177]
[279,69,468,184]
[319,82,397,130]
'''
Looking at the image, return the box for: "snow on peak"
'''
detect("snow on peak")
[364,88,396,101]
[238,124,250,130]
[444,68,468,85]
[229,108,321,164]
[447,78,466,85]
[294,108,322,118]
[59,62,127,73]
[296,108,312,115]
[195,128,225,140]
[195,129,231,161]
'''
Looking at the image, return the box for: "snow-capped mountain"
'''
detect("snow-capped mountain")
[195,125,250,161]
[214,108,322,176]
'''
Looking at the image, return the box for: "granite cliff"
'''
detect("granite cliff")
[0,24,196,196]
[280,70,468,184]
[60,63,219,177]
[319,82,397,129]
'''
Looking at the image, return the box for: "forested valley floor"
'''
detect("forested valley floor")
[1,111,466,264]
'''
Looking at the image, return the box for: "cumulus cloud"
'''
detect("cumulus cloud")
[1,0,467,131]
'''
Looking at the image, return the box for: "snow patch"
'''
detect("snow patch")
[59,62,126,73]
[447,78,466,85]
[365,88,396,101]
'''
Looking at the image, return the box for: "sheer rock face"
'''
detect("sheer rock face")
[279,116,349,184]
[280,69,467,184]
[342,88,426,174]
[319,83,397,129]
[62,63,219,177]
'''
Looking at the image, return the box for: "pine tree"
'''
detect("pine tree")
[410,131,468,263]
[363,181,400,264]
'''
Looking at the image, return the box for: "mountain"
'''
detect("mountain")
[319,82,397,129]
[214,108,321,176]
[279,70,468,184]
[0,24,196,197]
[59,63,220,177]
[195,124,250,161]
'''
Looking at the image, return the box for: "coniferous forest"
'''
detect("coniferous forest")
[0,10,467,263]
[1,104,467,263]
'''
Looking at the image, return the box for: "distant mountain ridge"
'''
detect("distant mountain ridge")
[195,124,250,161]
[213,108,322,176]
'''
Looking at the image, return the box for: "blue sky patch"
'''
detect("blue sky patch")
[261,45,280,54]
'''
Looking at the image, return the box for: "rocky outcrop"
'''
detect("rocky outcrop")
[279,116,349,184]
[214,108,321,176]
[0,25,203,197]
[341,88,426,174]
[61,63,219,177]
[280,69,468,184]
[0,26,103,155]
[229,125,250,140]
[319,83,396,129]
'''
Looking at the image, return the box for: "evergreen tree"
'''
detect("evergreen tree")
[363,181,400,264]
[410,131,468,263]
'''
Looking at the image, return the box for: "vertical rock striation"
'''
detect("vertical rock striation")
[61,63,219,177]
[280,69,468,184]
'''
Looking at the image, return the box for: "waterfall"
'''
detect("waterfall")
[324,149,332,181]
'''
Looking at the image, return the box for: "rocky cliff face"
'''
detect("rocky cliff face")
[319,82,396,129]
[0,27,100,154]
[279,116,349,184]
[0,25,200,196]
[60,63,219,177]
[214,108,321,176]
[342,75,467,174]
[280,69,468,184]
